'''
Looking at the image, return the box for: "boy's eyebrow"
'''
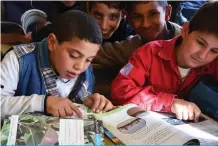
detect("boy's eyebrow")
[149,9,160,12]
[110,12,120,16]
[198,37,218,51]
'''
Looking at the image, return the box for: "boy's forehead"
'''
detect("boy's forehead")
[58,38,100,56]
[92,2,121,11]
[92,2,121,13]
[130,2,164,13]
[131,2,164,11]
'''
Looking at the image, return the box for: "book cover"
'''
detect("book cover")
[1,113,104,145]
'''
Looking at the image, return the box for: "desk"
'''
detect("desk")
[104,135,114,145]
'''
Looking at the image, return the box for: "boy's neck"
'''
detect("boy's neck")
[174,36,191,69]
[156,22,171,41]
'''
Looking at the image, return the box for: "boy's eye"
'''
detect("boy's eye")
[197,39,205,47]
[211,49,218,54]
[110,14,119,21]
[94,12,102,19]
[132,14,142,20]
[86,59,92,63]
[149,11,159,17]
[70,54,79,59]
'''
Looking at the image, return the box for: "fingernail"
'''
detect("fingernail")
[93,109,95,112]
[96,110,99,113]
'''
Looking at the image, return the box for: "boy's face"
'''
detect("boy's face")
[90,2,122,39]
[62,0,76,7]
[177,23,218,68]
[48,34,100,79]
[128,2,171,41]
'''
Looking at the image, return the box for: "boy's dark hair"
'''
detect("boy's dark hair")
[52,10,102,45]
[189,1,218,37]
[88,1,125,11]
[125,1,168,13]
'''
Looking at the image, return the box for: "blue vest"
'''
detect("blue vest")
[13,38,94,102]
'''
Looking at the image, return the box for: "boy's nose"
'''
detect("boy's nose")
[198,49,208,60]
[141,17,151,28]
[100,18,109,30]
[74,61,84,71]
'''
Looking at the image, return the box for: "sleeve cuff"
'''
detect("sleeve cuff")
[153,93,177,112]
[32,94,46,112]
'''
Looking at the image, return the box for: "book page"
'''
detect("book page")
[95,104,196,145]
[59,119,84,144]
[6,115,19,145]
[152,112,218,144]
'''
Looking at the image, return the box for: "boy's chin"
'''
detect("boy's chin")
[186,63,202,69]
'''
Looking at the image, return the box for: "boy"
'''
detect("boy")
[87,1,134,42]
[111,1,218,122]
[88,1,134,96]
[1,10,113,118]
[93,1,181,67]
[91,1,181,97]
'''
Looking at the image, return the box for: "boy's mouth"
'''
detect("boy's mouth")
[191,56,201,63]
[66,71,78,78]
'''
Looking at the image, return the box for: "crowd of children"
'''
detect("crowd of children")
[1,1,218,123]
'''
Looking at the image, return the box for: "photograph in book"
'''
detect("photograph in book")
[0,113,104,145]
[95,104,218,145]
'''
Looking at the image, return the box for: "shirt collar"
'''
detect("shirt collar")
[158,35,182,61]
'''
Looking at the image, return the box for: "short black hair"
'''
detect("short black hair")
[88,1,125,11]
[189,1,218,37]
[52,10,102,45]
[125,1,168,13]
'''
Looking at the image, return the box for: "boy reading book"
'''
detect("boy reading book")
[1,10,113,118]
[111,1,218,122]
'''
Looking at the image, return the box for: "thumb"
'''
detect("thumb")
[25,32,32,37]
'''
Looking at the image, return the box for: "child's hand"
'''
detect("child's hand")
[171,98,201,122]
[46,96,82,118]
[18,32,32,43]
[83,93,113,113]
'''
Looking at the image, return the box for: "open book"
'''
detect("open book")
[1,9,47,34]
[1,105,104,145]
[95,104,218,145]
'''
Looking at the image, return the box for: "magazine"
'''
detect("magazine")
[1,112,104,145]
[95,104,218,145]
[1,9,47,34]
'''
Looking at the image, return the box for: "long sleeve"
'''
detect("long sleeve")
[92,35,143,68]
[1,50,45,118]
[111,45,176,112]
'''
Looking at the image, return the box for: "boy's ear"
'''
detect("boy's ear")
[122,10,127,19]
[181,22,190,38]
[165,5,172,21]
[48,33,58,51]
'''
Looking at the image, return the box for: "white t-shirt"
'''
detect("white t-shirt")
[178,66,191,82]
